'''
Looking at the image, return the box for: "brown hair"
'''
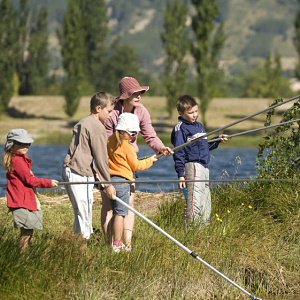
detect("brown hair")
[176,95,198,113]
[2,150,13,173]
[90,92,115,113]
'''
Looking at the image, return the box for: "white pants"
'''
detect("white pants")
[61,166,94,239]
[185,162,211,225]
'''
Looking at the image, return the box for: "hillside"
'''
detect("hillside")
[14,0,300,75]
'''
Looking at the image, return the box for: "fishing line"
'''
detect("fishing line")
[1,178,300,188]
[208,117,300,143]
[152,94,300,159]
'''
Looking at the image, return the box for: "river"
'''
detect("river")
[0,145,258,196]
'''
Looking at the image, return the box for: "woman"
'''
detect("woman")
[101,77,172,249]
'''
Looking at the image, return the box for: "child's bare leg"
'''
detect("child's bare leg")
[100,190,113,243]
[123,184,135,248]
[113,215,124,242]
[19,228,33,251]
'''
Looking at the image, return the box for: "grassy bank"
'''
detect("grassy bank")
[1,181,300,299]
[0,96,288,148]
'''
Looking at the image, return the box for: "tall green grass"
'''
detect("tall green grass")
[1,182,300,299]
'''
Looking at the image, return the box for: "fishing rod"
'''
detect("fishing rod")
[153,94,300,159]
[208,117,300,143]
[1,178,300,189]
[113,194,264,300]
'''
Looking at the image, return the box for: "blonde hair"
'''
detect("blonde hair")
[2,150,13,173]
[115,130,127,148]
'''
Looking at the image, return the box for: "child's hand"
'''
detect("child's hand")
[178,177,186,189]
[51,180,59,187]
[150,155,158,163]
[219,134,229,143]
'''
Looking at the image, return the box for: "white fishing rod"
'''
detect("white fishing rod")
[208,117,300,143]
[113,194,264,300]
[153,94,300,158]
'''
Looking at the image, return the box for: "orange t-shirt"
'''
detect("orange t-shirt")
[107,133,153,181]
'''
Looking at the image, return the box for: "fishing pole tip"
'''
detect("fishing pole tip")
[251,296,264,300]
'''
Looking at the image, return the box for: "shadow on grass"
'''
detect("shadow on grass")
[7,107,62,121]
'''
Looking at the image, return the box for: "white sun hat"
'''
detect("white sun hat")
[115,113,141,132]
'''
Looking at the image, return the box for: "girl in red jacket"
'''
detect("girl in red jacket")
[2,129,58,251]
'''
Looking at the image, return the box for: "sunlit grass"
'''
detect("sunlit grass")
[1,182,300,299]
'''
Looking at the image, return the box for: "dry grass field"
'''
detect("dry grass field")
[0,95,292,145]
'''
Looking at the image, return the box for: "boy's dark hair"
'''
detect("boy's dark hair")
[90,92,115,113]
[176,95,198,113]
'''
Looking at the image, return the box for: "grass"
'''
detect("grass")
[1,181,300,299]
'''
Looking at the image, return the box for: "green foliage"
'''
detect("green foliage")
[250,18,289,36]
[19,7,50,95]
[0,0,17,115]
[243,53,293,98]
[63,79,82,117]
[294,0,300,80]
[256,97,300,179]
[80,0,108,90]
[99,38,144,95]
[241,33,274,59]
[59,0,86,117]
[190,0,225,128]
[161,0,189,116]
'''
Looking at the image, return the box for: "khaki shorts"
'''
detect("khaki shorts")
[11,208,43,230]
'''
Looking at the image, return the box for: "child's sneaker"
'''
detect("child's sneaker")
[124,245,131,252]
[112,241,125,253]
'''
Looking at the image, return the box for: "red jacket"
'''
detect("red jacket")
[6,153,52,211]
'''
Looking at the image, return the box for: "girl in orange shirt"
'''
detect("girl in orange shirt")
[107,113,157,252]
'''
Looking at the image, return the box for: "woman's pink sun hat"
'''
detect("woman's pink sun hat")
[115,77,149,101]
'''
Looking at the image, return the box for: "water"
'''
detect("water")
[0,145,258,196]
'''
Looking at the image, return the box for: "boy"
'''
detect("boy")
[171,95,227,225]
[62,92,116,240]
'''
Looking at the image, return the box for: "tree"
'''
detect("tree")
[59,0,85,117]
[161,0,189,116]
[243,53,293,98]
[19,7,49,95]
[294,0,300,80]
[190,0,225,128]
[256,97,300,179]
[0,0,17,115]
[80,0,108,90]
[99,38,143,95]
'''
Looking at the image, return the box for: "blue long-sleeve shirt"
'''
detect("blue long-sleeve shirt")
[171,117,219,178]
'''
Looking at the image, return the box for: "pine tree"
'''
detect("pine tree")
[99,38,143,95]
[294,0,300,80]
[190,0,225,128]
[161,0,189,116]
[15,0,30,95]
[20,7,49,95]
[59,0,85,117]
[81,0,108,90]
[0,0,17,115]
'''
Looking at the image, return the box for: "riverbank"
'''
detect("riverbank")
[0,95,289,147]
[1,181,300,299]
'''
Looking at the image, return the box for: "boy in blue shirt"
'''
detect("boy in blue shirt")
[171,95,228,226]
